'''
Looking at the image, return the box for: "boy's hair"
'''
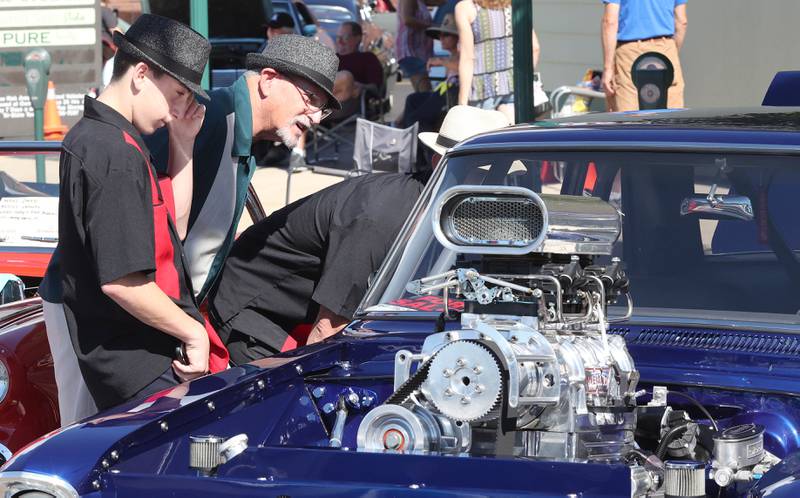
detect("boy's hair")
[111,50,166,82]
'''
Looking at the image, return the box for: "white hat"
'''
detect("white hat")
[419,105,510,155]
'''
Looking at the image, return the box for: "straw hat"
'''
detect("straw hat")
[419,105,510,155]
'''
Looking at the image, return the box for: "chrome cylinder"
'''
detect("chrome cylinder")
[713,424,764,471]
[189,435,225,475]
[664,460,705,498]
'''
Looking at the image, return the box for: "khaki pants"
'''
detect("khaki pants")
[607,37,685,112]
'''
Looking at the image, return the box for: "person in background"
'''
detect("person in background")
[267,12,296,40]
[336,21,384,95]
[601,0,688,111]
[396,0,434,92]
[456,0,540,123]
[395,14,459,131]
[209,105,509,365]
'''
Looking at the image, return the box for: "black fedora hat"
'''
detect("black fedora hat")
[246,34,342,110]
[113,14,211,99]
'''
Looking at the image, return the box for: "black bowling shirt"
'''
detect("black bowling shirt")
[210,172,428,350]
[41,97,202,410]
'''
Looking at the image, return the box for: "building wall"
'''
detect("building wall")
[533,0,800,108]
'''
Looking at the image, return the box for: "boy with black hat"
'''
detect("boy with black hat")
[41,14,226,424]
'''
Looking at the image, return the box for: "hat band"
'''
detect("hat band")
[436,134,458,149]
[123,34,203,84]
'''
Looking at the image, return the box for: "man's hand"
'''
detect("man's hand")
[602,70,616,97]
[167,97,206,153]
[172,322,210,382]
[306,305,349,345]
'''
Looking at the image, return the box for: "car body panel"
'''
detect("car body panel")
[4,109,800,496]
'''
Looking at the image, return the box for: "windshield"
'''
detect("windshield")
[308,5,355,22]
[362,150,800,321]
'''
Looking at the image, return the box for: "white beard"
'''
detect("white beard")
[276,117,306,149]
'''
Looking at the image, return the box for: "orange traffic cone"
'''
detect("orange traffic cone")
[43,81,68,141]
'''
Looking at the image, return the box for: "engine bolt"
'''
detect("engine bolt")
[383,430,404,450]
[207,401,215,412]
[442,368,454,377]
[159,420,169,432]
[92,480,101,490]
[460,396,471,405]
[295,364,304,375]
[312,387,325,398]
[322,402,335,414]
[348,392,360,405]
[110,450,119,461]
[472,366,482,374]
[256,379,266,390]
[101,459,110,469]
[474,384,484,394]
[456,358,467,367]
[444,388,453,397]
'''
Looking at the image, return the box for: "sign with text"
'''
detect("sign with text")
[0,196,58,247]
[0,0,100,139]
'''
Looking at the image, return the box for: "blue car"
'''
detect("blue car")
[3,99,800,497]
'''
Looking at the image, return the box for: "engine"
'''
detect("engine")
[353,187,780,497]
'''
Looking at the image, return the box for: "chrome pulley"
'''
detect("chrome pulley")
[422,340,503,422]
[356,404,470,453]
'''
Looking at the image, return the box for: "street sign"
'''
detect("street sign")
[0,0,100,139]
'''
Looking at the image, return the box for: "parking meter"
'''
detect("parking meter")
[631,52,674,110]
[23,48,51,182]
[24,48,51,112]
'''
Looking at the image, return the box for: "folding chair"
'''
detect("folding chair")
[309,82,390,165]
[353,118,418,174]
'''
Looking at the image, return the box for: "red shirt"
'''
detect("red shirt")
[338,51,384,89]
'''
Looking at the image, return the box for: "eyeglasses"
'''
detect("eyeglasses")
[286,75,333,121]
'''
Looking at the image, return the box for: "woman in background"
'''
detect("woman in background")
[456,0,540,123]
[396,0,434,92]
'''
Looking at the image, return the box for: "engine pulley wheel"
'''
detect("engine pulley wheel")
[424,340,503,422]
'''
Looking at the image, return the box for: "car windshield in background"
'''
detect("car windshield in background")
[363,151,800,321]
[308,5,355,23]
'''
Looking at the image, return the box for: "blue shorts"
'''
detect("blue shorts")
[470,94,515,110]
[398,57,427,78]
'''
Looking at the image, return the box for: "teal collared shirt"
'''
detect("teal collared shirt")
[148,75,256,301]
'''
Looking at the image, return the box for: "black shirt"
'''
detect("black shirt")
[210,172,427,350]
[41,97,202,410]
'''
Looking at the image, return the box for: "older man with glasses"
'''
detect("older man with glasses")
[147,34,341,306]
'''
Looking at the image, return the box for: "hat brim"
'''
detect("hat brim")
[418,131,448,155]
[425,26,458,39]
[246,53,342,110]
[114,32,209,99]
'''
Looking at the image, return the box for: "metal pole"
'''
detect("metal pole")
[34,109,45,181]
[190,0,210,91]
[511,0,534,124]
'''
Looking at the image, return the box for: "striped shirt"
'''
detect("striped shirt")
[470,5,514,102]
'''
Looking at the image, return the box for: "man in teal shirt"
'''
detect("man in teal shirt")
[601,0,688,111]
[149,35,341,301]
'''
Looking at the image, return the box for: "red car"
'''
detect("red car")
[0,141,266,457]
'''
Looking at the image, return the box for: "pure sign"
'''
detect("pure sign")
[0,0,100,139]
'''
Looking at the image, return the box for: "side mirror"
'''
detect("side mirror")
[680,194,754,221]
[0,274,25,305]
[302,24,318,37]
